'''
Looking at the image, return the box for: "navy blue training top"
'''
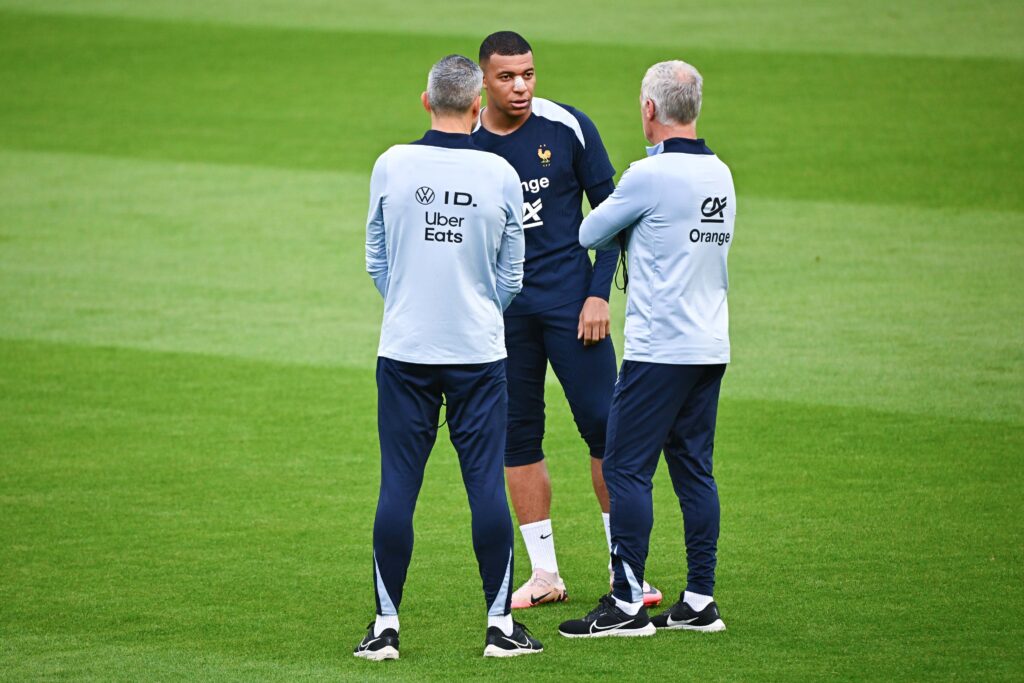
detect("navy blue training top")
[472,97,618,316]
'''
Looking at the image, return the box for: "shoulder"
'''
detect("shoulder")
[530,97,593,147]
[463,146,520,178]
[376,143,410,163]
[712,153,733,175]
[621,156,659,177]
[371,145,402,177]
[453,147,521,189]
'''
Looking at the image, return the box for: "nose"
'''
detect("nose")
[513,75,526,91]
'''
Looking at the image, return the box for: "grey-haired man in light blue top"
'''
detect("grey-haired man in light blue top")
[559,60,735,639]
[356,54,543,660]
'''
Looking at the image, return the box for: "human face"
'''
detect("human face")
[481,52,536,119]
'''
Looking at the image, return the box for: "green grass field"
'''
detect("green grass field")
[1,2,1022,680]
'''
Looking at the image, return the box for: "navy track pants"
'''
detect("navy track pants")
[604,360,726,601]
[372,357,514,617]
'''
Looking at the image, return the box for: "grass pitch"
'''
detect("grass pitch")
[1,2,1022,680]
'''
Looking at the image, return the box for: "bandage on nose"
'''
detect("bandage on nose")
[513,76,526,90]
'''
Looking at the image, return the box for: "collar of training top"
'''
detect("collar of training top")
[411,130,477,149]
[646,137,714,156]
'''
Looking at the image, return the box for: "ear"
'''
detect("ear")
[643,98,656,123]
[421,91,431,113]
[469,95,481,120]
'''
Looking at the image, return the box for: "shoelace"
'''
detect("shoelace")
[512,621,533,637]
[584,594,618,622]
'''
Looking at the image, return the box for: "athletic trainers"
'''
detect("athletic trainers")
[650,599,726,632]
[510,568,568,609]
[483,621,544,657]
[558,594,657,638]
[353,622,400,660]
[641,581,663,606]
[608,574,663,607]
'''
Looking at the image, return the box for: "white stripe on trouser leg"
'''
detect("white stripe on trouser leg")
[614,544,644,603]
[488,549,513,616]
[374,553,397,616]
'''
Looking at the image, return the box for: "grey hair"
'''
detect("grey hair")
[641,60,703,125]
[426,54,483,115]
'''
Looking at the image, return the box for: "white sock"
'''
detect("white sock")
[488,614,513,636]
[684,591,714,612]
[520,519,558,574]
[374,614,399,636]
[602,512,612,572]
[613,596,642,616]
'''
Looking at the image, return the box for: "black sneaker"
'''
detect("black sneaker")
[483,621,544,657]
[558,594,657,638]
[353,622,400,660]
[650,599,726,632]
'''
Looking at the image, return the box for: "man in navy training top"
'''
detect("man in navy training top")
[356,54,542,660]
[472,31,662,609]
[559,60,735,639]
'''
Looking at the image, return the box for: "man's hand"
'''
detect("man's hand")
[577,296,611,346]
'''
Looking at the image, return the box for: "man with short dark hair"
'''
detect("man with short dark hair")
[472,31,663,610]
[559,60,735,639]
[355,54,542,660]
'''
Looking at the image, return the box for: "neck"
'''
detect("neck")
[481,103,530,135]
[430,115,474,135]
[648,121,698,145]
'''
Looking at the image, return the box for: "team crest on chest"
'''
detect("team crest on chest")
[537,144,552,166]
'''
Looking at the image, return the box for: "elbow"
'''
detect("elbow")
[579,229,598,250]
[498,277,523,307]
[502,279,523,298]
[581,232,614,251]
[578,218,604,249]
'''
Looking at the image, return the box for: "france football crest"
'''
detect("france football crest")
[537,144,551,166]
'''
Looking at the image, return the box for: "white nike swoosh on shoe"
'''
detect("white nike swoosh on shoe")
[359,637,382,650]
[502,636,531,648]
[666,616,699,626]
[592,620,632,632]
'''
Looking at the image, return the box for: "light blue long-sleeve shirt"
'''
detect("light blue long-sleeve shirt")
[366,130,525,364]
[579,137,735,365]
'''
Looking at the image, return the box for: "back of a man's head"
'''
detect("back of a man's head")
[427,54,483,115]
[641,61,703,125]
[478,31,532,63]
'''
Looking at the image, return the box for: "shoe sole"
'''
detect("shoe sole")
[657,619,726,633]
[483,644,544,657]
[511,592,568,609]
[353,646,399,661]
[558,623,657,638]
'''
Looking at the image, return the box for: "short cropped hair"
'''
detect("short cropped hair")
[427,54,483,115]
[641,60,703,125]
[479,31,532,62]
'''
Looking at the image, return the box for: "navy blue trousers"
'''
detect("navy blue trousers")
[372,357,514,617]
[604,361,726,601]
[504,299,617,466]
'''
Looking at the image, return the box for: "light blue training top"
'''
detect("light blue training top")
[579,137,735,365]
[366,130,525,365]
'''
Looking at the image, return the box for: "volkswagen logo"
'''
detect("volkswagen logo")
[415,187,435,205]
